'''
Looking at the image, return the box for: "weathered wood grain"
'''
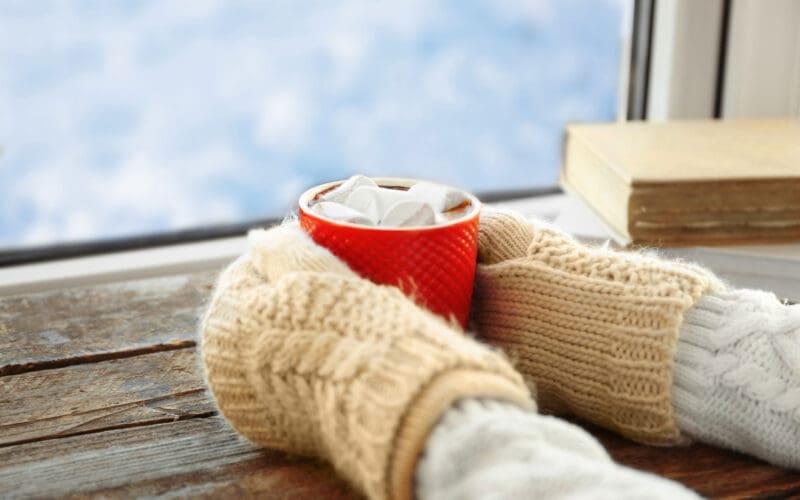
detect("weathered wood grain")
[0,271,218,375]
[586,420,800,498]
[0,416,357,499]
[0,349,214,446]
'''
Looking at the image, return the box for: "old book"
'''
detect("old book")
[551,192,800,302]
[560,119,800,246]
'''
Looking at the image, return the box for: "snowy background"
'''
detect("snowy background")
[0,0,625,248]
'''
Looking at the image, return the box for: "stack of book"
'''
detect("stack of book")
[560,119,800,247]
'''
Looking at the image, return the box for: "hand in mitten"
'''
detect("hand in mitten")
[472,208,719,445]
[200,223,533,500]
[473,208,800,469]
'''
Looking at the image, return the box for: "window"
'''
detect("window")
[639,0,800,121]
[0,0,627,252]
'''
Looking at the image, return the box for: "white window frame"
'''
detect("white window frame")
[0,236,247,296]
[646,0,725,120]
[624,0,800,120]
[0,194,571,296]
[721,0,800,118]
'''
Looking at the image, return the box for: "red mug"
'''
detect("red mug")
[298,178,481,329]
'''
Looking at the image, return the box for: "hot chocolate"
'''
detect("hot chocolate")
[309,175,474,228]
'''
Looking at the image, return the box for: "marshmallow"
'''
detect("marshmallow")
[382,200,437,228]
[345,186,410,223]
[309,177,472,228]
[319,175,378,204]
[311,201,376,226]
[407,181,468,212]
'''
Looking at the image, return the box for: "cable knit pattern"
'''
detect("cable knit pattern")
[416,398,700,499]
[201,224,534,500]
[674,289,800,468]
[472,209,722,445]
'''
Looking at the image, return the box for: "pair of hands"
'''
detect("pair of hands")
[202,208,719,499]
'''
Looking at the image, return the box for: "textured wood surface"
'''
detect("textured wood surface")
[0,416,355,499]
[2,269,800,498]
[1,349,213,447]
[0,272,215,376]
[585,420,800,498]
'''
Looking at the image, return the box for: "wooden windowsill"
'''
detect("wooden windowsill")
[2,194,800,497]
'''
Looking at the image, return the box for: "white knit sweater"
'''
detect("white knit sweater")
[673,288,800,468]
[416,399,699,500]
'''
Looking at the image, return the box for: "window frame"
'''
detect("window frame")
[646,0,728,119]
[0,187,565,295]
[0,187,560,269]
[721,0,800,118]
[627,0,800,120]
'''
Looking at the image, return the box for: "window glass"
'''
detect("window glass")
[0,0,626,249]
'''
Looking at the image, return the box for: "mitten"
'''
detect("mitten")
[200,223,533,500]
[472,209,721,445]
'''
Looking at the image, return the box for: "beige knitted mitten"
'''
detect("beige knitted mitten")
[472,209,723,445]
[201,223,533,500]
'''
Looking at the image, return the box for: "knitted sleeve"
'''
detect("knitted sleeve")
[674,288,800,467]
[416,398,700,499]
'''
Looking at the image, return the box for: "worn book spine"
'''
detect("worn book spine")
[560,126,632,244]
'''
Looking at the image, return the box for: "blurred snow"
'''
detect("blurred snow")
[0,0,626,248]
